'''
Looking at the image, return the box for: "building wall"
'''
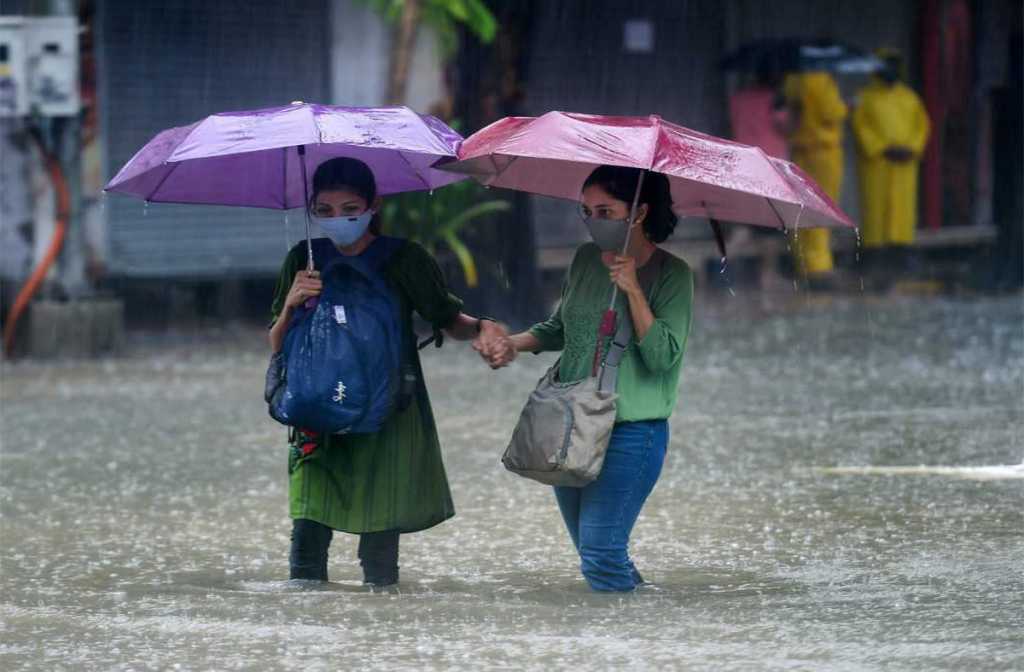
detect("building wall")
[329,1,445,113]
[970,0,1022,229]
[100,0,331,279]
[100,0,447,279]
[522,0,920,250]
[725,0,918,229]
[330,1,390,107]
[0,119,34,284]
[522,0,729,248]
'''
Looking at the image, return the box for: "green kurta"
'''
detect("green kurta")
[270,238,462,534]
[529,243,694,422]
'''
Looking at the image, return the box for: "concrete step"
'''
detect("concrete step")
[18,299,125,358]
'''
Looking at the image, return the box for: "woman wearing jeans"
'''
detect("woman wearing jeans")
[479,165,694,591]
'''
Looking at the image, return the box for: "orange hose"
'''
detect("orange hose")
[3,147,70,357]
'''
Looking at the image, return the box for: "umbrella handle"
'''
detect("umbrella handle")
[590,309,618,377]
[298,144,314,272]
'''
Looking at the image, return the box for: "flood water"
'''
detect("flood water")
[2,293,1022,670]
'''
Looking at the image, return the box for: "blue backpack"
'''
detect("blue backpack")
[266,236,411,435]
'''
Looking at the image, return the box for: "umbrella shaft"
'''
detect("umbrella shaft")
[607,170,647,311]
[595,170,646,377]
[298,145,314,272]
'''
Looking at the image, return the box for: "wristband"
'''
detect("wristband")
[475,316,498,334]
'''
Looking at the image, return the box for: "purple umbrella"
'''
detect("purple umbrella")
[105,102,466,269]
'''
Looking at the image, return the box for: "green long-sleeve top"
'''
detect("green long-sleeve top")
[529,243,694,422]
[270,237,462,534]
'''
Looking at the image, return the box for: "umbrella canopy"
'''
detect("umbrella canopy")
[766,156,851,230]
[721,38,883,75]
[104,103,466,208]
[439,111,853,232]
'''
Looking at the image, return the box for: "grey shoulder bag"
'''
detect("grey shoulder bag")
[502,250,666,487]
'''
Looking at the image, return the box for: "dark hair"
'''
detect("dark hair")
[310,157,382,234]
[582,165,678,243]
[754,57,783,88]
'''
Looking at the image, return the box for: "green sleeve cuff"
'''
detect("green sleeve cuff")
[528,325,564,353]
[635,321,678,372]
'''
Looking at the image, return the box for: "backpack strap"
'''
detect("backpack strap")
[325,234,409,286]
[598,248,667,395]
[307,235,404,274]
[352,236,421,413]
[368,235,407,268]
[372,237,423,413]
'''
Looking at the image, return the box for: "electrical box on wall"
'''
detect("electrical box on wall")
[27,17,79,116]
[0,18,30,116]
[0,16,79,118]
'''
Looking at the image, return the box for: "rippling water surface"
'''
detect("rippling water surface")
[2,294,1021,670]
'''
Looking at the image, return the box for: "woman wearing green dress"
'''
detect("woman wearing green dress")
[269,157,506,587]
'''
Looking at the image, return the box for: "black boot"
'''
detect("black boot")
[358,530,400,587]
[289,519,333,581]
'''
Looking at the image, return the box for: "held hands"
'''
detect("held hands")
[284,270,322,309]
[472,320,517,370]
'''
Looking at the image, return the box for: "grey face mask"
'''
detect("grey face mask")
[582,213,632,252]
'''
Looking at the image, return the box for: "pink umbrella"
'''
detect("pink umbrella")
[438,111,853,233]
[439,111,855,374]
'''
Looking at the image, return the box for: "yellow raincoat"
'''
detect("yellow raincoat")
[852,79,931,247]
[785,72,848,275]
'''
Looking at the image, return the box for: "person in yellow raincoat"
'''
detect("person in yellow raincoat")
[785,71,848,284]
[852,51,931,278]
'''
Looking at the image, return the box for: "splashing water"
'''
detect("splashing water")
[0,294,1020,670]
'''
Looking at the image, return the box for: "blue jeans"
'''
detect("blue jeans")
[554,420,668,592]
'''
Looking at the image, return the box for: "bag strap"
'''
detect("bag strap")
[598,248,667,394]
[369,237,420,412]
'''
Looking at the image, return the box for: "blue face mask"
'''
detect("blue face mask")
[313,210,374,246]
